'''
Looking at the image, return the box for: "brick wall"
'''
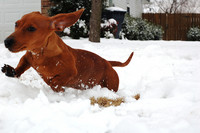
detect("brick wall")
[41,0,52,16]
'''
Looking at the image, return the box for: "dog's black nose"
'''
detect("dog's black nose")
[4,37,14,48]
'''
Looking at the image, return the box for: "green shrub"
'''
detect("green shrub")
[48,0,91,39]
[69,20,89,39]
[187,27,200,41]
[120,14,164,40]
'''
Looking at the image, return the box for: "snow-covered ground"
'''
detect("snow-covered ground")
[0,38,200,133]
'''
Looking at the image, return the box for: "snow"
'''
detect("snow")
[106,7,126,12]
[0,38,200,133]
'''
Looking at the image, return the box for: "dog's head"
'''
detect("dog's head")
[4,9,84,52]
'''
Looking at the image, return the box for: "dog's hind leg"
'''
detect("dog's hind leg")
[101,68,119,92]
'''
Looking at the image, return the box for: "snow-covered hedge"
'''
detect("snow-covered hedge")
[187,27,200,41]
[69,20,89,39]
[63,18,118,39]
[120,15,164,40]
[63,20,89,39]
[65,18,118,39]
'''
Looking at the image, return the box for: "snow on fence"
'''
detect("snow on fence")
[142,13,200,40]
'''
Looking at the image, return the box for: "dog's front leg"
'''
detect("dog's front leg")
[2,55,30,78]
[49,69,77,92]
[49,75,65,92]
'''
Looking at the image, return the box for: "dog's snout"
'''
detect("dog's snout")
[4,37,14,48]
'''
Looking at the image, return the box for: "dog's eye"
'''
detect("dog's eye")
[15,22,18,27]
[27,26,36,32]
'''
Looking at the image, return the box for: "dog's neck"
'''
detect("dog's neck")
[29,33,64,57]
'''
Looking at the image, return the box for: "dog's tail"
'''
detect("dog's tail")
[109,52,134,67]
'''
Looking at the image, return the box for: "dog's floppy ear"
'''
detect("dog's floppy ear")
[50,8,84,31]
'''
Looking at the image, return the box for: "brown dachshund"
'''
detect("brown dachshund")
[2,9,133,92]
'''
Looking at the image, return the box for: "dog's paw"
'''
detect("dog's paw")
[52,87,65,93]
[1,64,16,77]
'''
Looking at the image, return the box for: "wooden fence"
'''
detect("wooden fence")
[142,13,200,40]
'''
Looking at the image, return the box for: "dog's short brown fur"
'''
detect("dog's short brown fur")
[2,9,133,92]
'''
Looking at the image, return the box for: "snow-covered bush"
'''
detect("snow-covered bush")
[187,27,200,41]
[101,18,118,39]
[69,20,89,39]
[121,15,163,40]
[48,0,91,39]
